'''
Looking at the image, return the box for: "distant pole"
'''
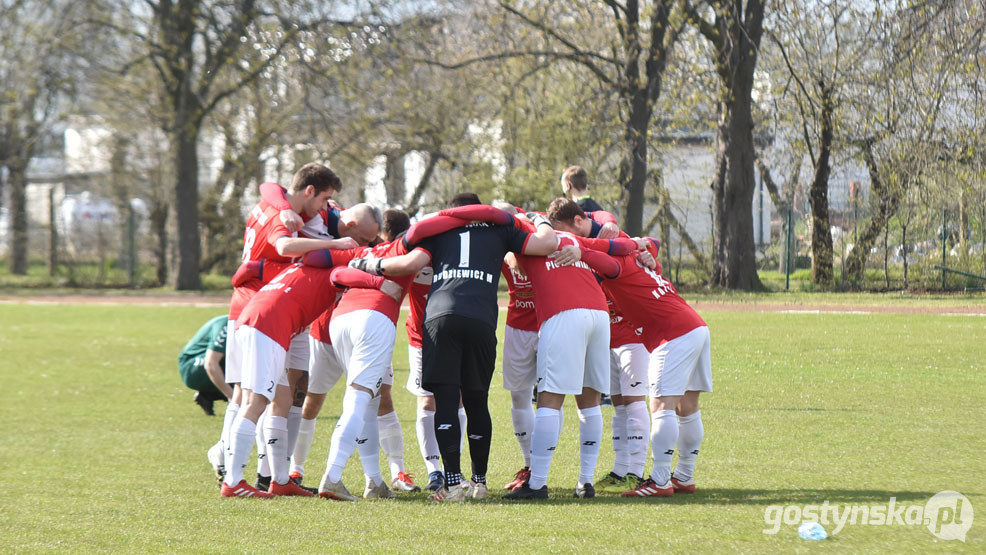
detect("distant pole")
[786,206,792,291]
[941,209,947,291]
[128,203,136,286]
[47,186,57,276]
[758,173,763,248]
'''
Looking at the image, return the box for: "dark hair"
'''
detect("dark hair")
[562,165,588,191]
[382,209,410,240]
[547,197,585,224]
[290,163,342,194]
[449,192,481,207]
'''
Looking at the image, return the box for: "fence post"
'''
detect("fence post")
[48,186,57,277]
[128,203,136,286]
[941,209,947,291]
[786,206,792,291]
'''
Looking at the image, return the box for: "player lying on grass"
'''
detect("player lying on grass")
[549,198,711,498]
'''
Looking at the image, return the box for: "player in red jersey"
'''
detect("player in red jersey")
[316,216,418,501]
[244,181,383,490]
[500,228,618,500]
[548,201,652,493]
[222,236,398,498]
[285,211,418,493]
[548,198,712,498]
[219,164,354,494]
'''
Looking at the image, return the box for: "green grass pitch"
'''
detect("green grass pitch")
[0,301,983,552]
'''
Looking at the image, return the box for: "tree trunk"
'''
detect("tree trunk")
[809,83,834,286]
[7,157,29,275]
[48,186,57,276]
[384,150,406,207]
[711,98,763,289]
[706,0,765,290]
[844,141,902,283]
[172,121,202,289]
[621,90,650,237]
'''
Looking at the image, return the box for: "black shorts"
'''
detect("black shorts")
[421,314,497,393]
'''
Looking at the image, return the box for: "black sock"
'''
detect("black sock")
[461,389,492,477]
[431,384,462,477]
[446,472,463,487]
[471,474,486,485]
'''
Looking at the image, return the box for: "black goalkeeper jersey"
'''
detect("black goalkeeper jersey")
[416,222,530,326]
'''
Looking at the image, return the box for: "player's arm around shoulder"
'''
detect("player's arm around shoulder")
[520,214,558,256]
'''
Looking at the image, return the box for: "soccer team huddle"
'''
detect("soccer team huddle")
[211,162,713,502]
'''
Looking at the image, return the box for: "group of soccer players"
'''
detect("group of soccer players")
[207,162,713,502]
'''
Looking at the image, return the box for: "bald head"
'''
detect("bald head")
[340,203,383,246]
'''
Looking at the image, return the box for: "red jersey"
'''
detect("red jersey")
[309,306,337,344]
[502,261,538,332]
[405,267,432,348]
[228,199,297,321]
[236,264,340,350]
[600,254,706,350]
[516,232,608,326]
[237,248,363,349]
[331,240,414,325]
[607,294,643,348]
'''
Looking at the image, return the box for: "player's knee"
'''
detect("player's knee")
[418,395,436,411]
[302,392,326,418]
[676,392,700,416]
[378,388,395,414]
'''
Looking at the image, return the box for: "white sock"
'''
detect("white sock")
[291,417,317,477]
[611,405,629,476]
[377,410,405,480]
[458,406,467,451]
[325,388,371,483]
[255,409,270,478]
[265,414,290,485]
[225,415,256,486]
[509,390,534,468]
[650,410,678,485]
[577,406,602,487]
[626,401,650,478]
[675,411,704,481]
[416,407,442,474]
[220,402,239,471]
[286,406,303,459]
[358,395,384,486]
[528,407,561,490]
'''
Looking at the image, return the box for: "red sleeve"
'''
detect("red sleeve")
[516,218,535,233]
[302,246,365,268]
[437,205,515,226]
[259,182,292,211]
[575,236,637,256]
[581,249,621,279]
[330,266,386,290]
[588,210,618,226]
[404,215,470,246]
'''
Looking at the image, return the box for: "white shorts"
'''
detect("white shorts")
[648,326,713,398]
[329,310,397,395]
[405,345,431,396]
[225,319,241,384]
[286,329,310,371]
[502,325,538,391]
[536,308,610,396]
[610,343,649,397]
[236,325,289,401]
[308,336,345,395]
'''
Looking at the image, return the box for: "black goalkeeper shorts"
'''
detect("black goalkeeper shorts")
[421,314,497,393]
